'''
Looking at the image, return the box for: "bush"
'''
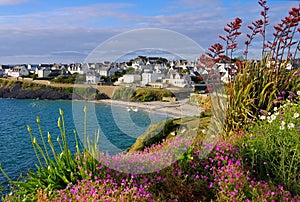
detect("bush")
[51,73,86,84]
[206,1,299,132]
[131,88,174,102]
[239,93,300,195]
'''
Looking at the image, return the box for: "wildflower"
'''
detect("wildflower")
[36,117,40,124]
[287,123,295,129]
[47,132,51,143]
[57,117,61,128]
[273,107,278,111]
[270,114,276,120]
[281,121,286,126]
[297,126,300,131]
[279,125,285,130]
[294,112,299,119]
[260,115,266,120]
[297,91,300,96]
[59,108,64,116]
[27,125,32,133]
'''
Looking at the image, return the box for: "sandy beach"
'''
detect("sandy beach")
[98,99,203,118]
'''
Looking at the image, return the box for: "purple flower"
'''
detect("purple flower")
[281,91,286,95]
[294,69,300,75]
[297,125,300,131]
[289,91,297,97]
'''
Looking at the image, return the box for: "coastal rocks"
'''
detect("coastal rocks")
[0,82,73,99]
[0,79,110,100]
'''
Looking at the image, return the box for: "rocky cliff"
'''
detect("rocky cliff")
[0,79,109,100]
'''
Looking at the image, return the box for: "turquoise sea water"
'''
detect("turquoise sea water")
[0,98,167,187]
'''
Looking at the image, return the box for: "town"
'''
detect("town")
[0,55,299,93]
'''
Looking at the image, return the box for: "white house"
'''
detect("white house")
[36,67,51,78]
[86,70,101,84]
[141,71,159,86]
[118,74,141,84]
[164,72,192,88]
[98,66,117,77]
[8,66,29,78]
[68,63,84,74]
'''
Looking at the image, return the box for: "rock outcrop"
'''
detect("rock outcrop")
[0,80,109,100]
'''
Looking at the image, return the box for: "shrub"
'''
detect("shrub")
[112,86,136,100]
[131,88,174,102]
[206,1,299,132]
[239,93,300,195]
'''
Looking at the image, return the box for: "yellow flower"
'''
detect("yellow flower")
[59,108,64,116]
[47,132,51,143]
[57,117,61,128]
[36,117,40,124]
[27,125,31,133]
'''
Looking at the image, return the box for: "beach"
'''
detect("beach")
[98,99,203,118]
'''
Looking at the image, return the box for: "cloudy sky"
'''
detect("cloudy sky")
[0,0,298,64]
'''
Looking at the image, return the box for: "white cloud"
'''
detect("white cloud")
[0,1,297,63]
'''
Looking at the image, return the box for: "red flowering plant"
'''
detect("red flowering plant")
[205,0,299,132]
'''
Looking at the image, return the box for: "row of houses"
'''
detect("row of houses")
[116,67,193,88]
[0,64,85,78]
[5,56,287,88]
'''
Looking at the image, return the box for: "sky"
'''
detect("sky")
[0,0,298,64]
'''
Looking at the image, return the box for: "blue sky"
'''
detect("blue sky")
[0,0,298,64]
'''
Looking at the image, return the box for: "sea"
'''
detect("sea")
[0,98,167,190]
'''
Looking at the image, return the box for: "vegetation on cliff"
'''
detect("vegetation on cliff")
[0,79,109,100]
[112,86,175,102]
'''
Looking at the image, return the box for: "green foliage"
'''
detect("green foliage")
[0,182,5,197]
[239,96,300,195]
[73,86,109,100]
[128,119,179,152]
[111,87,135,101]
[225,58,300,132]
[131,88,174,102]
[177,146,193,167]
[0,108,101,201]
[51,73,86,84]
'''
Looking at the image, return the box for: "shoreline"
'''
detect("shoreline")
[97,99,203,118]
